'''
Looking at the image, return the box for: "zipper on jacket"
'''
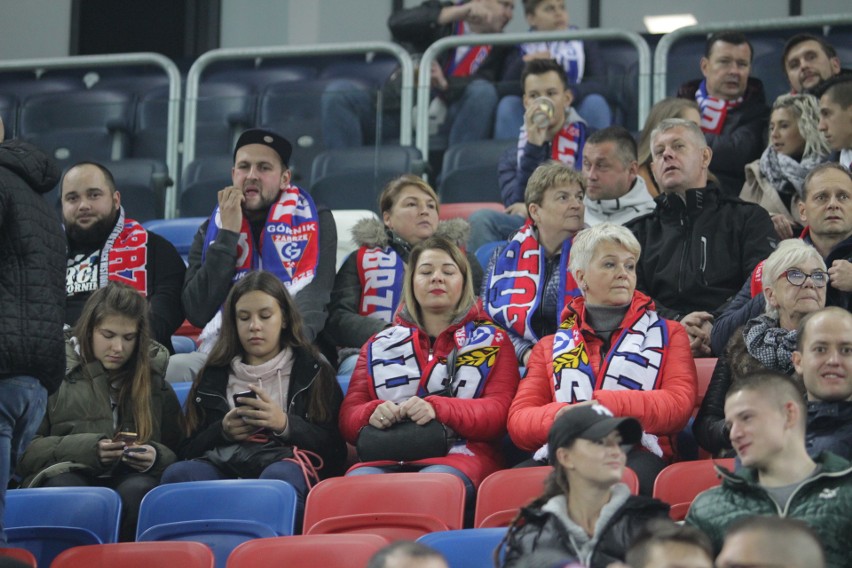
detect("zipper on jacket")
[288,367,320,415]
[677,214,691,294]
[700,236,707,273]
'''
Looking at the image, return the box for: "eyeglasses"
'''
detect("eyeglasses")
[780,268,829,288]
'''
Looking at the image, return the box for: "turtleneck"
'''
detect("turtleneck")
[227,347,294,412]
[584,303,629,345]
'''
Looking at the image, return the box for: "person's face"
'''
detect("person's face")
[793,312,852,403]
[576,241,637,306]
[716,531,790,568]
[557,430,626,488]
[785,39,841,93]
[92,315,139,371]
[818,93,852,152]
[650,127,711,194]
[529,182,584,241]
[763,257,826,330]
[643,542,714,568]
[769,107,806,159]
[678,107,702,128]
[61,164,120,235]
[526,0,568,31]
[235,290,284,366]
[383,186,439,246]
[700,41,752,100]
[724,389,790,469]
[582,142,637,201]
[798,169,852,240]
[523,71,571,130]
[412,249,464,317]
[232,144,290,213]
[384,553,450,568]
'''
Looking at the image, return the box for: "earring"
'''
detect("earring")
[582,282,589,291]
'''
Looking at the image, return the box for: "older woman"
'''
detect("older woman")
[695,239,827,455]
[324,175,481,374]
[741,94,830,240]
[339,236,519,497]
[483,161,585,365]
[636,98,702,198]
[507,223,697,493]
[501,406,670,568]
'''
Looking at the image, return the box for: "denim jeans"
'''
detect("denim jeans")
[0,375,48,543]
[468,209,525,252]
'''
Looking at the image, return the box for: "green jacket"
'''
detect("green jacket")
[17,336,183,485]
[686,452,852,568]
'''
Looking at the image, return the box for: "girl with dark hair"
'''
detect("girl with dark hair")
[18,282,182,541]
[161,271,346,520]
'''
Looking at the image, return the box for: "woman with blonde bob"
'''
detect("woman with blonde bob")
[507,223,697,494]
[339,236,519,497]
[695,239,827,455]
[741,94,830,239]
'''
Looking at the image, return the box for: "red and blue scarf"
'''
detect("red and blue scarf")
[519,33,585,85]
[518,116,587,169]
[695,79,742,135]
[101,208,148,295]
[483,219,580,342]
[356,245,405,323]
[444,21,491,78]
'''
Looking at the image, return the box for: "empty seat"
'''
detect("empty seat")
[439,202,504,223]
[317,54,399,88]
[664,36,706,97]
[309,170,399,212]
[51,541,215,568]
[0,546,37,568]
[310,145,423,183]
[179,179,227,217]
[438,165,501,203]
[182,155,234,187]
[19,89,133,136]
[0,94,17,138]
[142,216,206,258]
[652,458,735,521]
[440,140,513,180]
[418,528,508,568]
[0,73,84,102]
[191,82,258,158]
[225,534,389,568]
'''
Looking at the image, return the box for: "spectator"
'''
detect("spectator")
[582,126,656,226]
[17,283,181,541]
[636,97,702,198]
[0,119,66,543]
[482,161,585,365]
[507,223,697,493]
[324,175,481,375]
[695,240,827,456]
[493,0,611,138]
[501,405,670,568]
[710,163,852,355]
[61,161,186,352]
[677,32,769,196]
[783,33,845,95]
[168,128,336,382]
[622,519,714,568]
[716,516,825,568]
[339,236,519,502]
[685,370,852,568]
[162,271,346,526]
[793,307,852,460]
[818,75,852,169]
[367,541,449,568]
[469,58,588,251]
[321,0,514,149]
[740,94,831,240]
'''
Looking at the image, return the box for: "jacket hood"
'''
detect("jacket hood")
[0,139,61,194]
[351,216,471,249]
[583,176,656,218]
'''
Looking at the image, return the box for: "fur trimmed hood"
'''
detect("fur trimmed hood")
[350,216,471,249]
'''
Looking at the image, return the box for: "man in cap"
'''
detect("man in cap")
[170,128,336,381]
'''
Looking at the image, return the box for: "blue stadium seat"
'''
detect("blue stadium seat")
[417,528,508,568]
[143,216,205,258]
[181,155,234,188]
[310,145,424,184]
[438,165,501,203]
[169,380,193,409]
[309,170,399,212]
[598,40,641,129]
[192,82,258,158]
[0,94,17,138]
[475,241,503,271]
[171,336,197,356]
[179,179,226,217]
[440,140,513,182]
[317,53,398,88]
[664,36,706,97]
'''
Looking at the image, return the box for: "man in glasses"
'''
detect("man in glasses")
[712,163,852,354]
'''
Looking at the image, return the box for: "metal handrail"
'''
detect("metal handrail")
[653,14,852,102]
[182,41,414,182]
[0,52,182,216]
[417,29,651,161]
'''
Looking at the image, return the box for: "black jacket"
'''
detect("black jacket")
[0,140,65,394]
[625,184,776,320]
[677,77,769,197]
[807,401,852,461]
[502,493,670,568]
[178,346,347,478]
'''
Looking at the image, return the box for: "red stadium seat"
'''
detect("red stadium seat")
[0,547,36,568]
[652,458,735,521]
[51,542,214,568]
[226,534,388,568]
[438,202,504,222]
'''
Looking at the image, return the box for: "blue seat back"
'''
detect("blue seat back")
[475,241,503,272]
[170,380,193,408]
[143,217,206,258]
[417,528,508,568]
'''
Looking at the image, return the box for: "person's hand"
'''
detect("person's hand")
[681,311,713,357]
[463,1,497,28]
[505,202,529,218]
[829,259,852,292]
[217,186,245,233]
[523,100,550,146]
[222,407,255,441]
[235,385,288,434]
[770,214,796,240]
[429,61,448,91]
[370,400,403,429]
[121,444,156,471]
[97,439,125,467]
[400,396,437,425]
[521,50,552,62]
[554,400,598,419]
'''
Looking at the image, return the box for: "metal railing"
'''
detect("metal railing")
[417,29,652,161]
[653,14,852,102]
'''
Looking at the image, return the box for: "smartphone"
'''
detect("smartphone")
[123,446,147,454]
[232,390,258,407]
[114,431,138,444]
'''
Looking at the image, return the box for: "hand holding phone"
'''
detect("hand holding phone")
[114,431,138,444]
[123,446,147,454]
[232,390,258,408]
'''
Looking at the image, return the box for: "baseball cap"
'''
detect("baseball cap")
[547,405,642,464]
[233,128,293,168]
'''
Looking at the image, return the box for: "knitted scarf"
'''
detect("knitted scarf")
[520,31,585,84]
[518,108,588,169]
[759,145,821,202]
[742,314,797,374]
[695,80,742,135]
[444,21,491,77]
[356,244,405,323]
[100,207,148,295]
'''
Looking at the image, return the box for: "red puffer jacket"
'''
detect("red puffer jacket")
[508,292,696,461]
[339,302,520,487]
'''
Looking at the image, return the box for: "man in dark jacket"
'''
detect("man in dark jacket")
[0,118,66,542]
[625,118,776,356]
[793,307,852,461]
[686,371,852,568]
[677,32,769,196]
[61,162,185,352]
